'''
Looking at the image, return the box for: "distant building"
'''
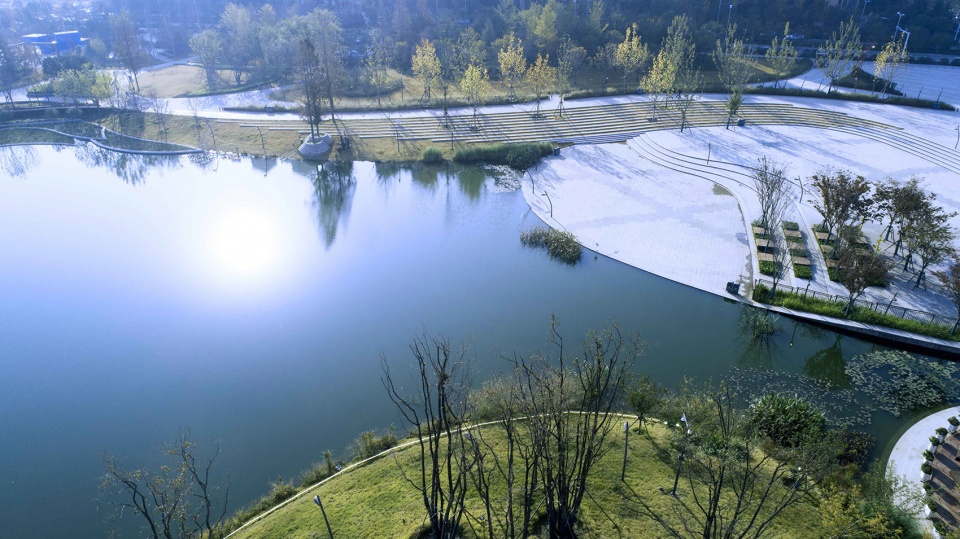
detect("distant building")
[21,30,87,56]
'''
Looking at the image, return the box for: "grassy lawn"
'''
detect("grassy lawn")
[228,418,827,539]
[137,65,256,98]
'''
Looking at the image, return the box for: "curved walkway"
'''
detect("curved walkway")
[522,98,960,355]
[888,406,960,538]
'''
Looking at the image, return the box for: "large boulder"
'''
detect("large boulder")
[298,133,333,160]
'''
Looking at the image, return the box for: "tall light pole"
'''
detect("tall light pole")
[670,414,692,497]
[954,16,959,42]
[895,11,905,38]
[725,4,733,45]
[859,0,870,27]
[313,495,334,538]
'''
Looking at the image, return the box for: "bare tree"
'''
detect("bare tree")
[382,333,475,539]
[100,431,229,539]
[510,318,638,538]
[933,261,960,334]
[753,157,791,238]
[146,92,170,138]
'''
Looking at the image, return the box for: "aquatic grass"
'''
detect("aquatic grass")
[520,227,582,264]
[845,350,960,417]
[454,142,554,170]
[421,146,444,164]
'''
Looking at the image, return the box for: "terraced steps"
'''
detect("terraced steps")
[219,101,894,146]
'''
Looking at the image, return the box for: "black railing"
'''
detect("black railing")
[757,278,958,328]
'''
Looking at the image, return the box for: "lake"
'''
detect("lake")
[0,144,943,537]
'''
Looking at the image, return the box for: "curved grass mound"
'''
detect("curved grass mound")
[226,420,826,539]
[0,120,201,154]
[521,226,583,265]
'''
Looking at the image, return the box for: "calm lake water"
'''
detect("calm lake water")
[0,144,945,537]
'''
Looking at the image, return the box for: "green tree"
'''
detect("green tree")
[873,38,906,97]
[837,250,892,315]
[613,23,649,90]
[219,3,259,86]
[903,204,957,288]
[497,32,526,99]
[453,27,486,80]
[526,53,554,117]
[0,35,34,105]
[366,30,392,109]
[412,38,442,104]
[765,23,798,89]
[933,261,960,334]
[713,22,753,129]
[628,374,666,431]
[189,29,223,89]
[641,48,674,120]
[817,18,862,94]
[460,63,489,129]
[110,10,148,93]
[807,169,873,248]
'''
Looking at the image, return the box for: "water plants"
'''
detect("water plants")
[520,227,582,264]
[845,350,960,416]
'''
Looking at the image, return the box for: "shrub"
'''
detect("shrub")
[936,427,948,437]
[789,246,809,257]
[930,436,941,446]
[949,416,959,427]
[921,461,933,474]
[793,264,812,280]
[758,260,776,275]
[520,226,582,264]
[923,449,935,461]
[749,393,826,448]
[782,221,800,231]
[350,427,398,461]
[421,146,444,164]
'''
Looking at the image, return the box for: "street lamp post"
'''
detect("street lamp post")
[394,119,402,153]
[622,421,630,481]
[670,414,692,497]
[895,12,905,39]
[859,0,870,27]
[313,495,334,539]
[725,4,733,45]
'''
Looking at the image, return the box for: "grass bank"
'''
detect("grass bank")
[227,417,826,539]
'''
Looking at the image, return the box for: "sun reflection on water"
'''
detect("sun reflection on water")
[201,192,287,287]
